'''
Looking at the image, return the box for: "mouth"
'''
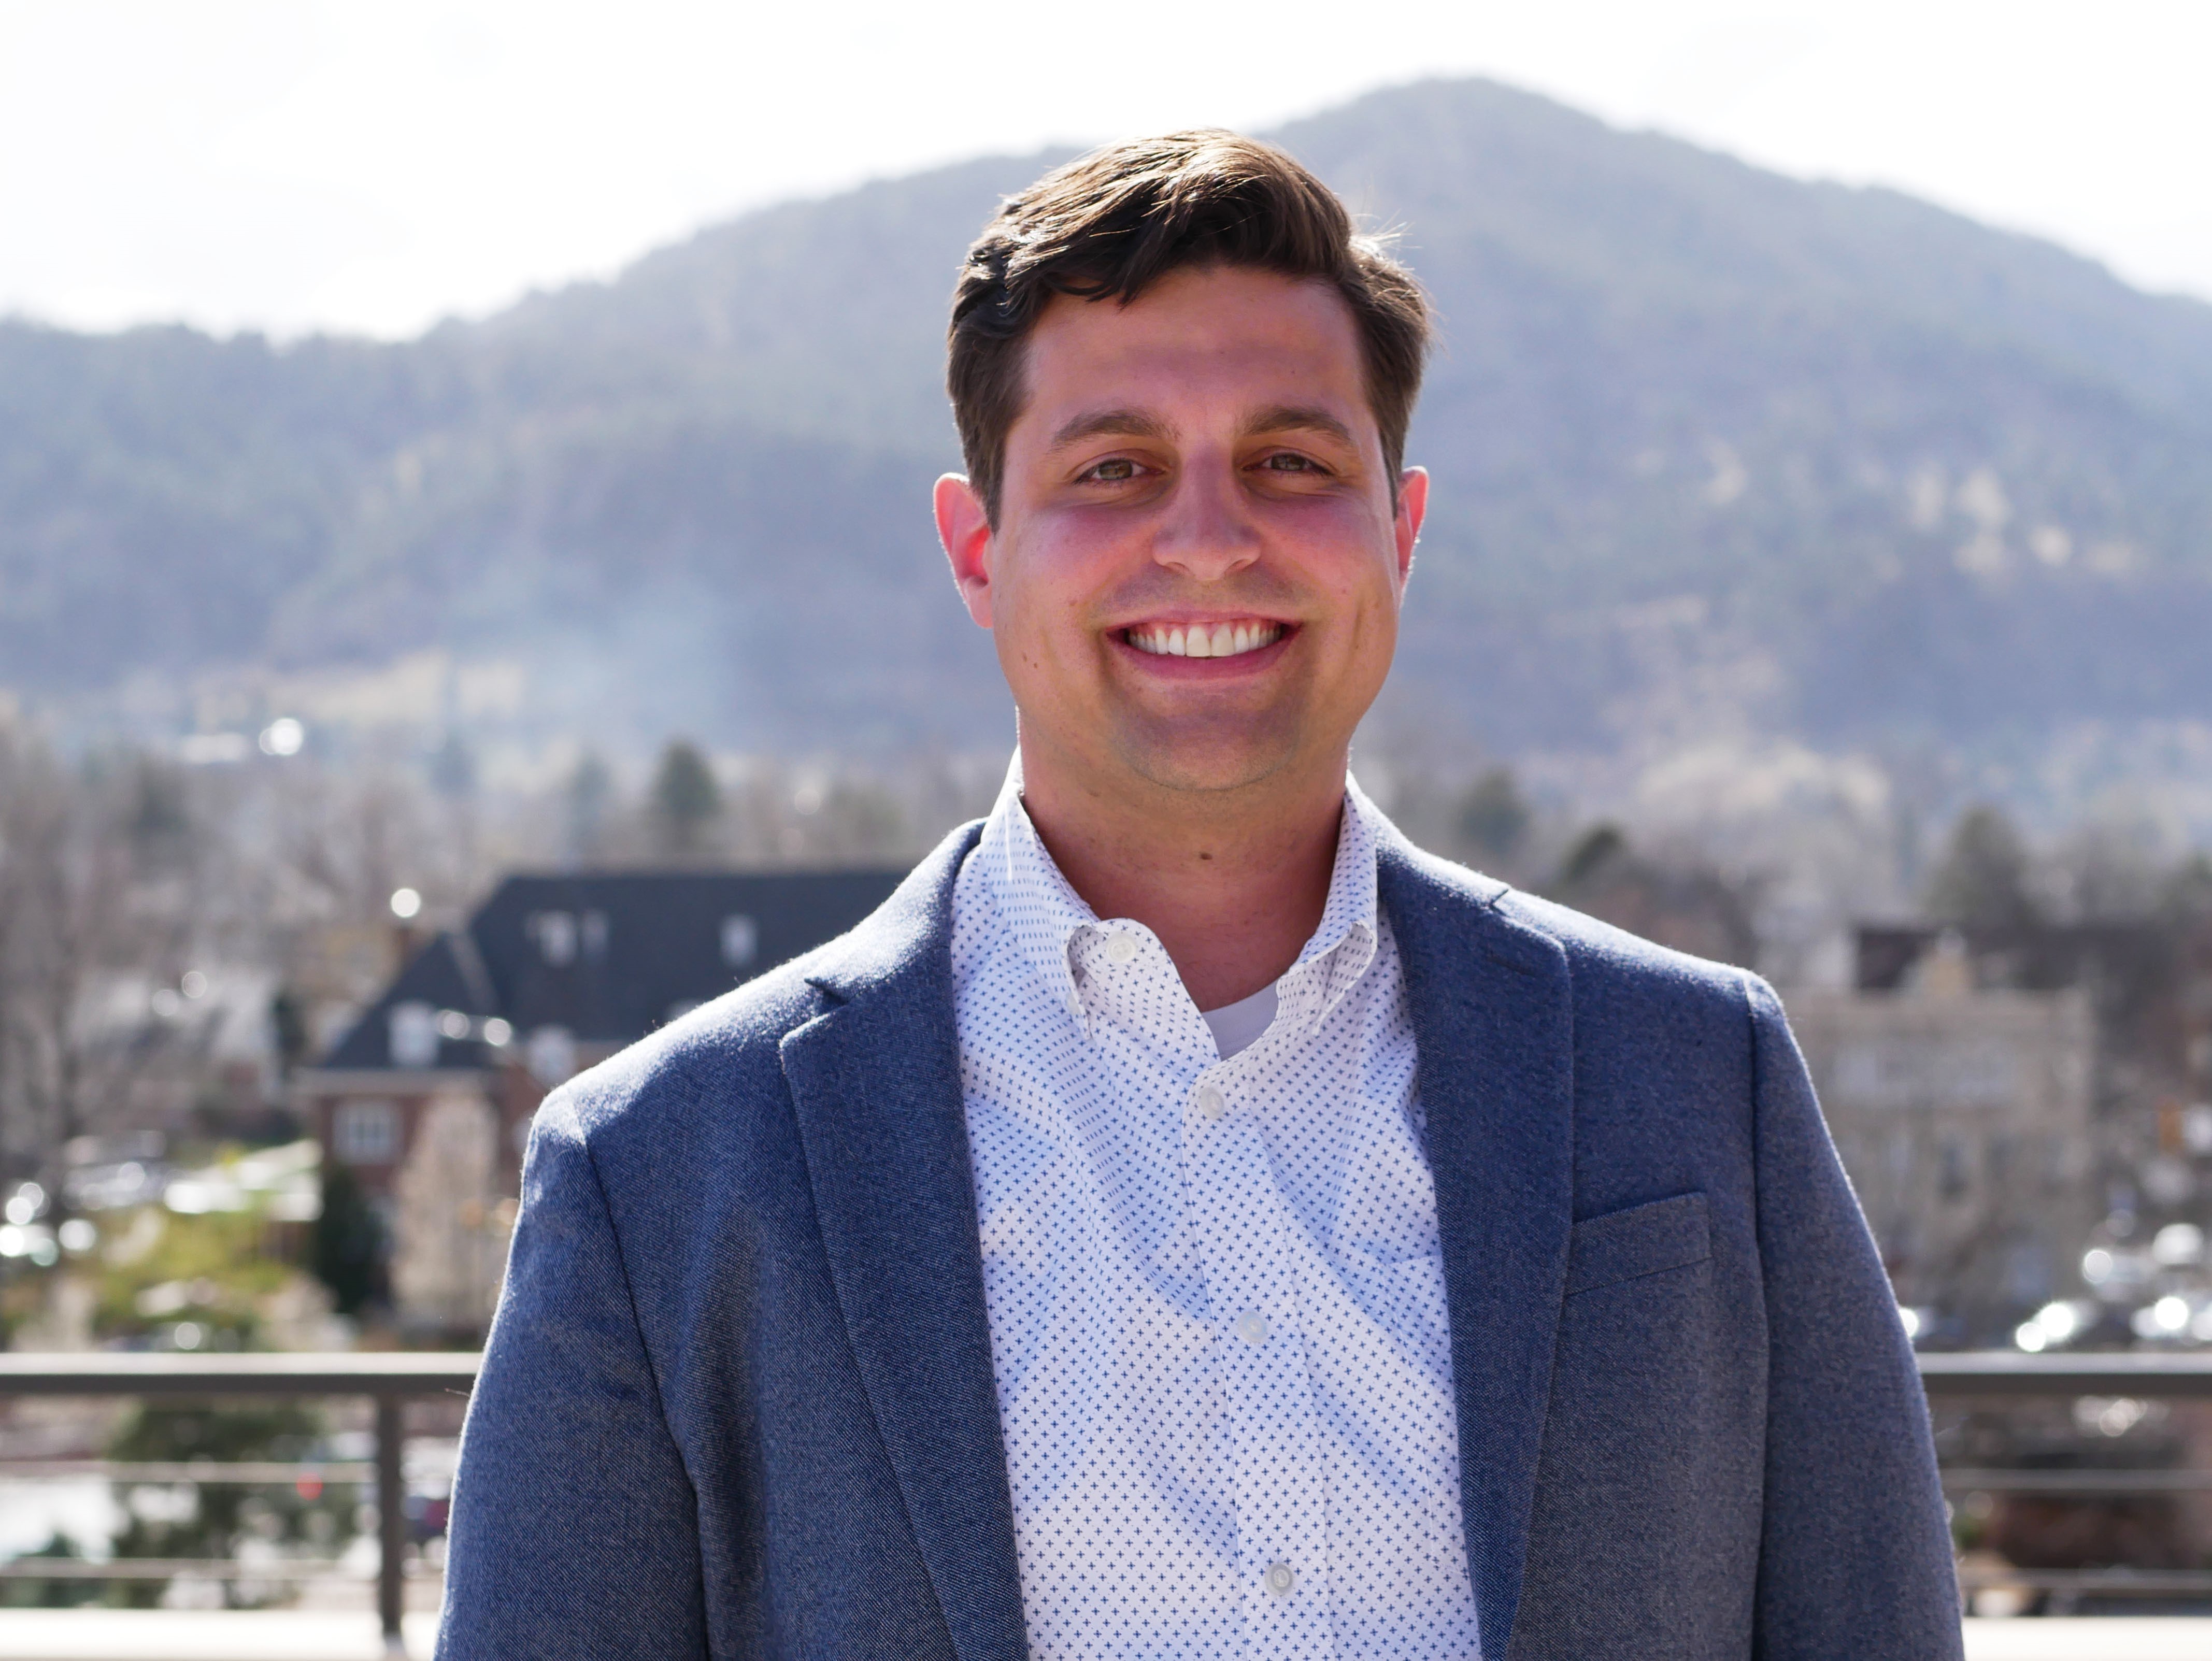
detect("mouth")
[1121,619,1290,660]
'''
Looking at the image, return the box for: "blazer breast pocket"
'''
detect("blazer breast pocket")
[1565,1192,1710,1297]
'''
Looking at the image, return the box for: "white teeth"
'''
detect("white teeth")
[1126,622,1283,658]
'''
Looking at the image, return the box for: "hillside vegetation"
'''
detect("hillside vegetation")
[6,78,2211,768]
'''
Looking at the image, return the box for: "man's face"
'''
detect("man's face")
[937,263,1426,798]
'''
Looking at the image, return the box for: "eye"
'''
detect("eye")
[1258,452,1325,475]
[1082,457,1142,483]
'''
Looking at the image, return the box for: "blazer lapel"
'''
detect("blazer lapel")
[1380,840,1575,1660]
[779,826,1028,1661]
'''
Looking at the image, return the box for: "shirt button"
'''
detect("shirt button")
[1104,930,1138,965]
[1265,1562,1296,1596]
[1236,1312,1268,1346]
[1195,1084,1225,1120]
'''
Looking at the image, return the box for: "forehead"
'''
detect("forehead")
[1017,265,1369,435]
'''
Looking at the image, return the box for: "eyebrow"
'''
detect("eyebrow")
[1244,404,1357,446]
[1047,409,1175,451]
[1046,404,1357,452]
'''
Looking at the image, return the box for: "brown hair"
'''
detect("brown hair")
[947,130,1432,521]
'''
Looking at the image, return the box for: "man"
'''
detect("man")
[440,133,1961,1658]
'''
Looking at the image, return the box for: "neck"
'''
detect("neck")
[1015,736,1346,1012]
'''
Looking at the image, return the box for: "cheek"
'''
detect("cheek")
[1284,521,1403,619]
[1004,531,1124,634]
[989,554,1103,685]
[1036,516,1138,586]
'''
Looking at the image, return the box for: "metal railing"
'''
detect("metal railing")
[0,1352,479,1643]
[1919,1350,2212,1607]
[1917,1351,2212,1396]
[2,1347,2209,1629]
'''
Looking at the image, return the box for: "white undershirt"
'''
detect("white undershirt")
[1201,982,1280,1059]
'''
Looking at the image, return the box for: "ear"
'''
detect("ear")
[934,473,995,628]
[1393,466,1429,590]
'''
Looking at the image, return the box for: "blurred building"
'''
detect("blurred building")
[1856,917,2212,1158]
[293,868,902,1332]
[1837,919,2212,1570]
[1793,913,2212,1347]
[1864,917,2212,1240]
[1789,935,2098,1341]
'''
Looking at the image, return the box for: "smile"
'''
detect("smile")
[1122,620,1287,660]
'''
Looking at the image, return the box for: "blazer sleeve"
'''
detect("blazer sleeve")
[1746,976,1963,1658]
[437,1091,708,1659]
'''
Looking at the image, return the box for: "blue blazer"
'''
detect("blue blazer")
[439,824,1962,1658]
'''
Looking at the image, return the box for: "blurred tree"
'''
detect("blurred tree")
[1548,822,1761,968]
[563,752,615,865]
[0,1535,99,1609]
[815,779,907,863]
[2161,852,2212,920]
[91,1208,288,1347]
[2056,812,2172,921]
[312,1161,386,1318]
[2,719,503,1178]
[1557,823,1628,889]
[0,731,158,1181]
[429,730,477,800]
[1455,768,1531,865]
[269,989,309,1077]
[125,756,194,872]
[648,740,722,860]
[106,1400,358,1608]
[1928,806,2041,930]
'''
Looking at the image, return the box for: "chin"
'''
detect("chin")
[1112,714,1304,795]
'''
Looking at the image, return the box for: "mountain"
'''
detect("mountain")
[7,77,2212,780]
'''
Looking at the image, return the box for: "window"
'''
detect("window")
[1939,1139,1971,1201]
[389,1001,438,1068]
[526,1025,577,1086]
[334,1099,400,1164]
[530,911,578,966]
[721,914,759,969]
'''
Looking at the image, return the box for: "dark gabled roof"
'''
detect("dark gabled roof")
[321,930,502,1072]
[320,866,905,1070]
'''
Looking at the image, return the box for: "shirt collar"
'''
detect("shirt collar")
[973,751,1386,1033]
[976,752,1103,1011]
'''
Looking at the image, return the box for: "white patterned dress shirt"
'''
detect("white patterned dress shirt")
[950,760,1482,1660]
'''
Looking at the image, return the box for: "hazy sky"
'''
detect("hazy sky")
[2,1,2206,339]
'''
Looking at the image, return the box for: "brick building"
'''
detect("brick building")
[293,868,902,1331]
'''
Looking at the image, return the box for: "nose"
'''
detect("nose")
[1150,453,1260,583]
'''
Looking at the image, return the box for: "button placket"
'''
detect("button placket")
[1181,1108,1332,1658]
[1229,1324,1330,1654]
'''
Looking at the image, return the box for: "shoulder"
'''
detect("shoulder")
[1378,834,1768,1034]
[540,822,984,1153]
[546,954,834,1145]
